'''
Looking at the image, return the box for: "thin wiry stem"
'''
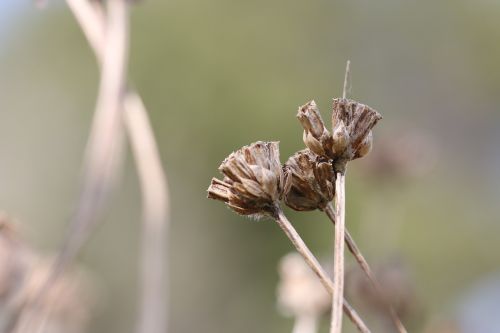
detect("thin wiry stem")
[342,60,351,99]
[324,203,408,333]
[330,172,346,333]
[274,209,371,333]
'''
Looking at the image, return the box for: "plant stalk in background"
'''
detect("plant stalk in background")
[26,1,171,333]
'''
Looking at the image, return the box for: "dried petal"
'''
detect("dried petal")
[331,98,382,163]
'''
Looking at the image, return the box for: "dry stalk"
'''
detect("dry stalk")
[273,209,370,333]
[330,172,346,333]
[27,2,130,326]
[324,203,408,333]
[63,1,170,332]
[329,61,351,333]
[27,0,170,333]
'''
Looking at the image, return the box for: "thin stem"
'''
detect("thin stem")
[324,203,408,333]
[124,93,169,333]
[292,315,318,333]
[63,2,171,333]
[342,60,351,99]
[330,173,346,333]
[274,209,371,333]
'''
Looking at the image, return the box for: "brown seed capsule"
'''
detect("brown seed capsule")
[283,149,335,211]
[331,98,382,162]
[207,141,290,218]
[297,101,335,159]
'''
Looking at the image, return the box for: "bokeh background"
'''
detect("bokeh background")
[1,0,500,332]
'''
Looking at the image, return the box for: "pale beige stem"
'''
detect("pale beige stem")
[274,209,371,333]
[124,93,169,333]
[324,203,408,333]
[18,1,130,332]
[330,173,346,333]
[56,1,171,332]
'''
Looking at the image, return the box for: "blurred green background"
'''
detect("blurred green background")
[1,0,500,332]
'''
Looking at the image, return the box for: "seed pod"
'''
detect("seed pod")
[332,120,349,156]
[331,98,381,161]
[283,149,335,211]
[297,101,335,159]
[208,141,290,218]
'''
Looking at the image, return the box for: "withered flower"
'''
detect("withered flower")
[297,101,335,159]
[331,98,382,168]
[284,149,335,211]
[207,141,290,218]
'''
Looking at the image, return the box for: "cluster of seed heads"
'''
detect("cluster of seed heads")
[207,98,382,217]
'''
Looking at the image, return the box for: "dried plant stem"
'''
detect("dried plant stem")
[274,209,371,333]
[330,173,346,333]
[324,203,408,333]
[16,1,130,332]
[124,93,169,333]
[48,1,170,332]
[292,315,318,333]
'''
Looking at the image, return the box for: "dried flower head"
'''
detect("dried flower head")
[331,98,382,167]
[283,149,335,211]
[207,141,290,218]
[297,101,335,159]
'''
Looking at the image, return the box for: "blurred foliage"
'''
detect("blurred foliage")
[1,0,500,332]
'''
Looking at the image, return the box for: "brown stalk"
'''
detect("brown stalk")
[324,203,408,333]
[273,209,371,333]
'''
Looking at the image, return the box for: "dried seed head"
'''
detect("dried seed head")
[277,252,330,318]
[297,101,335,159]
[331,98,382,163]
[207,141,290,218]
[283,149,335,211]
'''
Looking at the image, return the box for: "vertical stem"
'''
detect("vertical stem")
[292,315,318,333]
[274,209,371,333]
[330,173,346,333]
[124,94,169,333]
[324,203,408,333]
[342,60,351,99]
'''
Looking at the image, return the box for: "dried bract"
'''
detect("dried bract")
[331,98,382,166]
[297,101,335,159]
[284,149,335,211]
[207,141,290,218]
